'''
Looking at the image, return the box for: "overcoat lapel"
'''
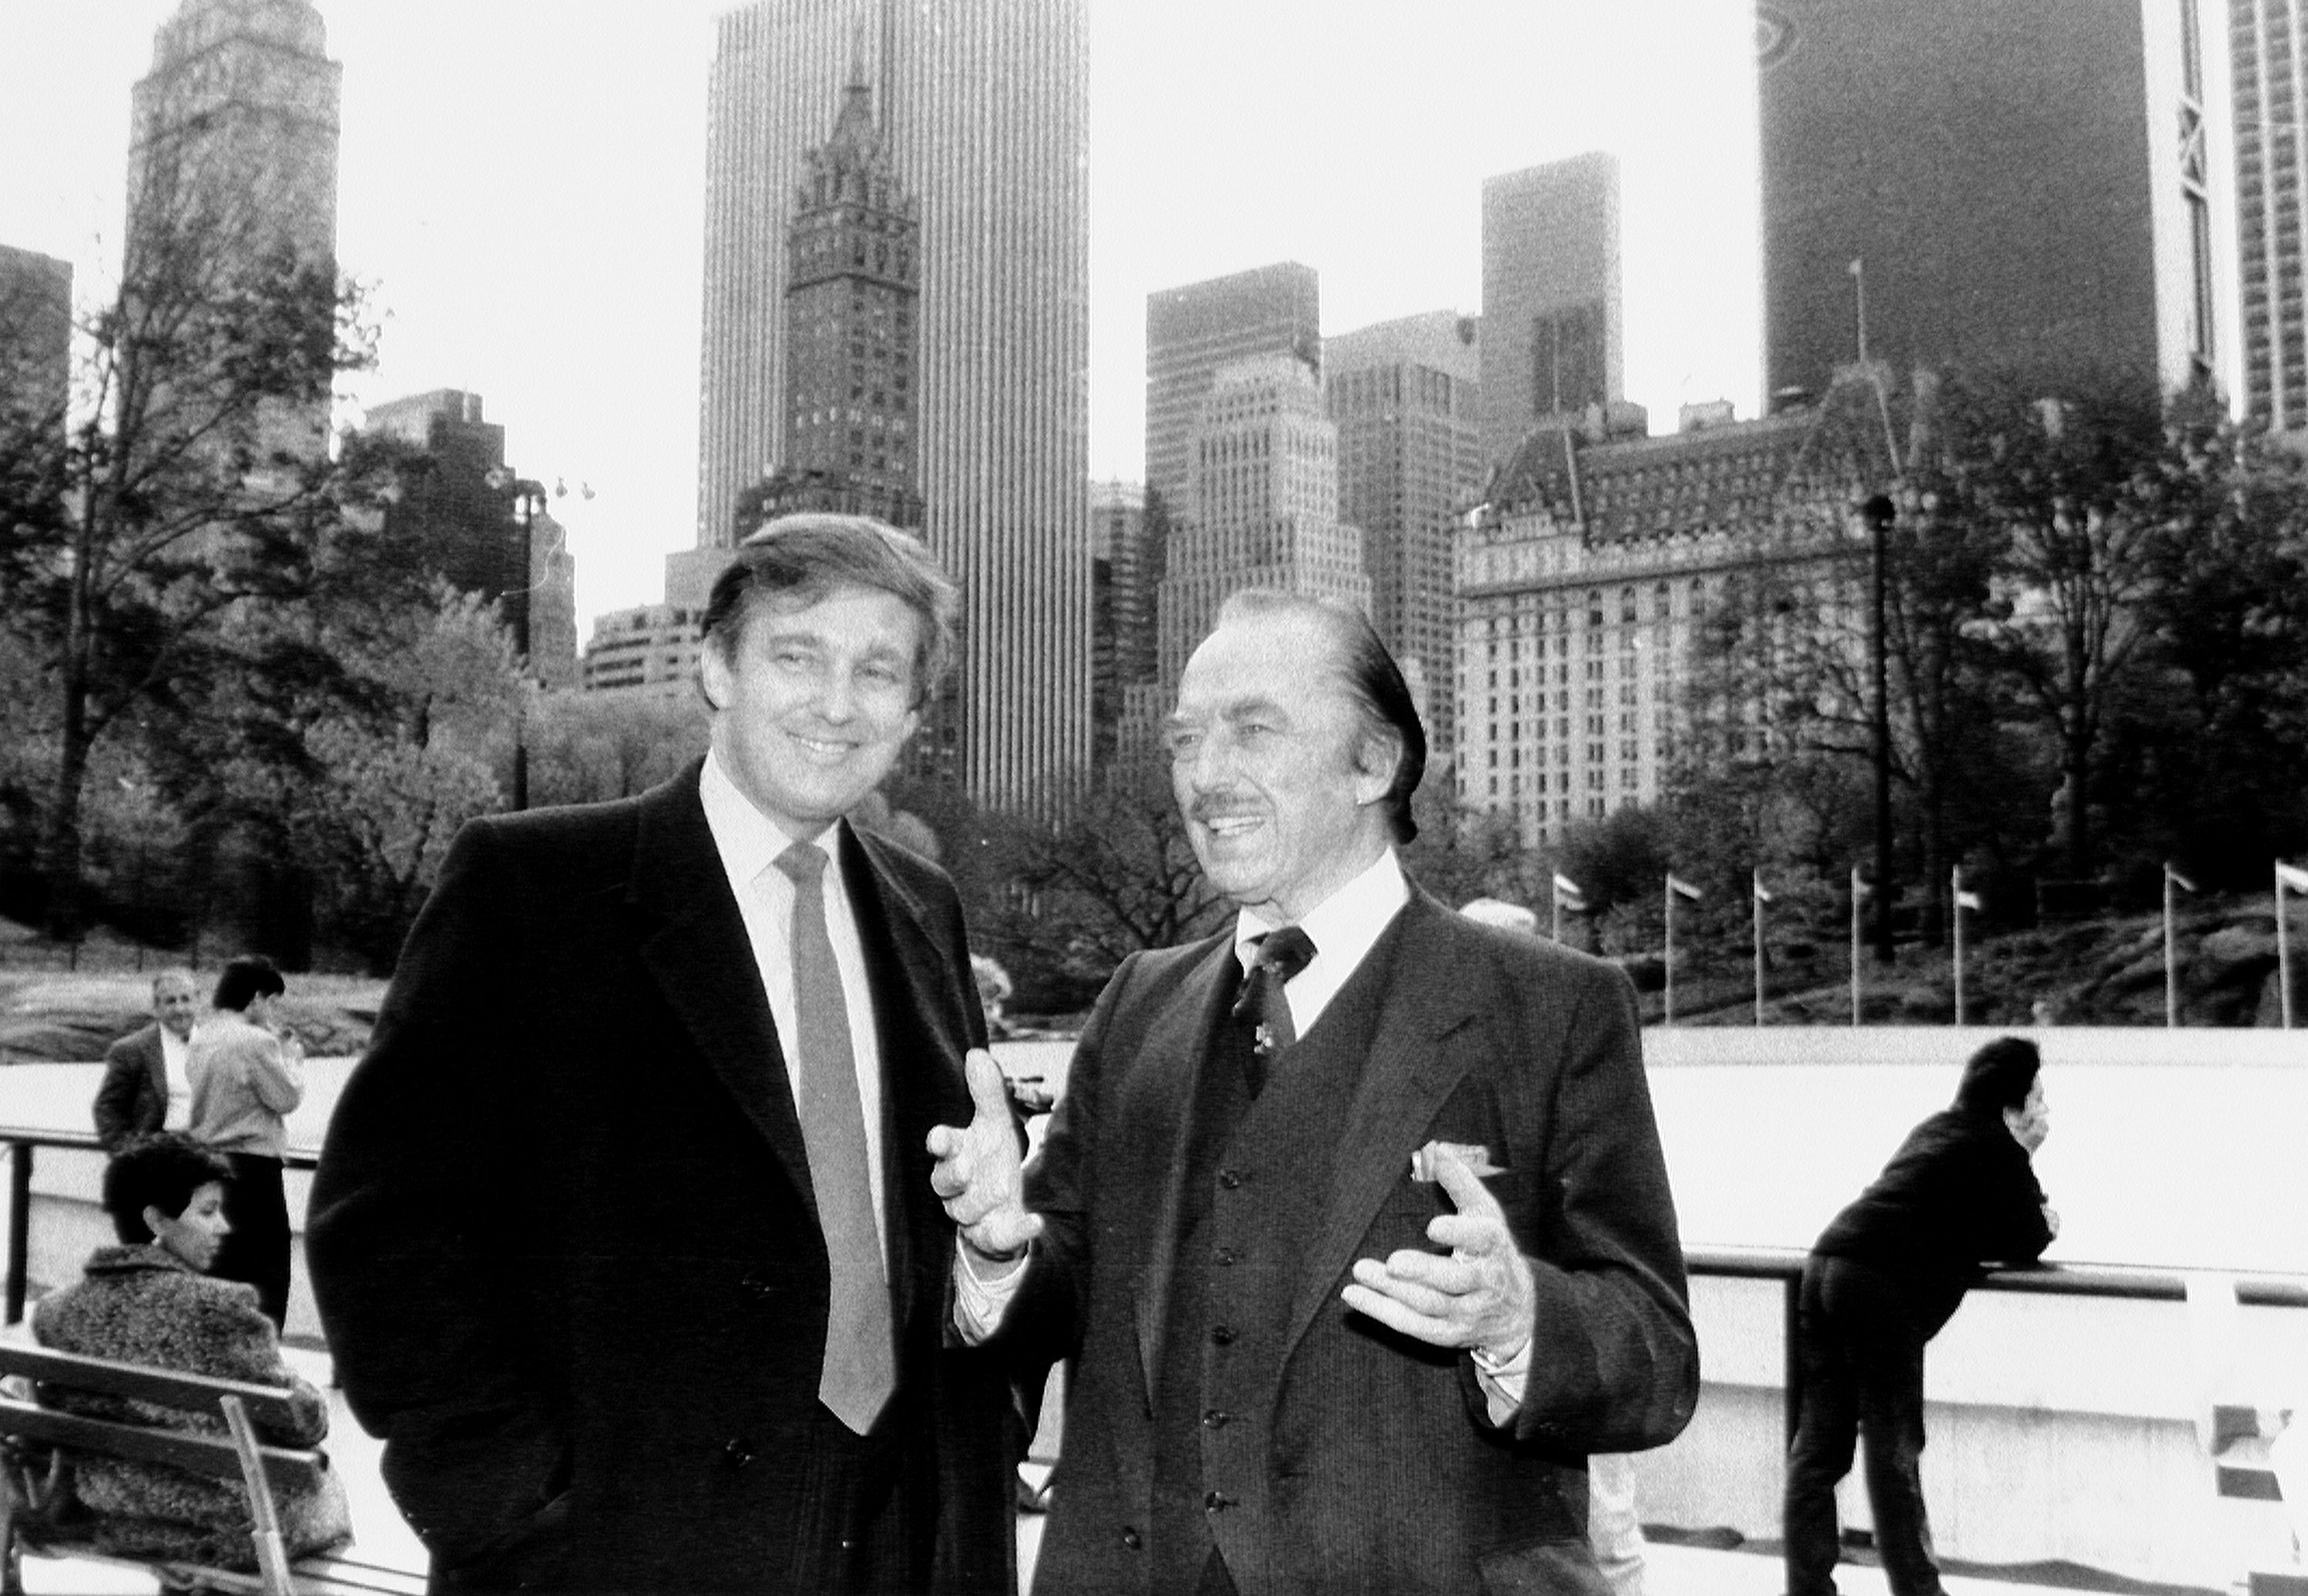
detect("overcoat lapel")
[1131,935,1242,1404]
[626,765,822,1228]
[1281,895,1480,1366]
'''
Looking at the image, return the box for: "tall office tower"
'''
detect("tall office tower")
[1758,0,2234,405]
[126,0,342,457]
[2233,0,2308,428]
[1088,481,1159,767]
[1326,310,1484,754]
[695,0,1090,809]
[1144,262,1322,515]
[1479,154,1623,475]
[1152,355,1370,691]
[0,245,73,435]
[366,391,579,691]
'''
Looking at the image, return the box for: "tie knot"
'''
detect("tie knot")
[774,841,827,889]
[1254,925,1316,983]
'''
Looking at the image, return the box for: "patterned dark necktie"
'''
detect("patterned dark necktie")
[1229,925,1316,1099]
[774,842,896,1434]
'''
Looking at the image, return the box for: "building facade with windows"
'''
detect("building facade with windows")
[1326,310,1484,753]
[2232,0,2308,428]
[1144,262,1322,516]
[0,245,72,436]
[1456,404,1826,845]
[582,603,709,698]
[1479,154,1621,475]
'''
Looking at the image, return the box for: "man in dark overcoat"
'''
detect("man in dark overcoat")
[308,515,1025,1595]
[949,591,1698,1595]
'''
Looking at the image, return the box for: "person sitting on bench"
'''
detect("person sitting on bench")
[30,1133,351,1571]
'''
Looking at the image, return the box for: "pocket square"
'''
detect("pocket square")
[1410,1141,1505,1181]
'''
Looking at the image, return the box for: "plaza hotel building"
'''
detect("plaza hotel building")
[1455,400,1832,846]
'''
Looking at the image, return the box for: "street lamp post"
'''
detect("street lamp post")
[485,470,547,811]
[1863,492,1896,964]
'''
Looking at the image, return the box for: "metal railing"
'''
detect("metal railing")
[1686,1244,2308,1586]
[2,1127,321,1324]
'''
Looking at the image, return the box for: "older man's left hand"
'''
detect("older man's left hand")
[1342,1143,1536,1359]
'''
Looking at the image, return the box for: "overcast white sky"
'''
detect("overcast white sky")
[0,1,1760,636]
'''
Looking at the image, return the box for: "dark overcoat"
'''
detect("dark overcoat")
[306,761,1014,1594]
[1008,888,1698,1596]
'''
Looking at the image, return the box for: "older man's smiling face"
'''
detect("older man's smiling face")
[1164,611,1393,924]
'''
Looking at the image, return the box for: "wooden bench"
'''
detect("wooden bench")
[0,1343,424,1596]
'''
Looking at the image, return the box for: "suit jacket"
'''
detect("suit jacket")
[1009,886,1697,1596]
[305,762,1015,1594]
[92,1023,167,1151]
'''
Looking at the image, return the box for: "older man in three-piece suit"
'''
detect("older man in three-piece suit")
[309,517,1029,1595]
[952,590,1699,1596]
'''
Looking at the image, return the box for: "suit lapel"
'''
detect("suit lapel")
[628,765,821,1227]
[842,823,973,1341]
[1280,894,1480,1365]
[1132,935,1240,1405]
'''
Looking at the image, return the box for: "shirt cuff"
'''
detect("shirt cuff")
[1470,1335,1532,1428]
[951,1238,1030,1344]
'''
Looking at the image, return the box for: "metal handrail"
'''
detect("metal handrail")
[1683,1243,2308,1588]
[2,1126,321,1324]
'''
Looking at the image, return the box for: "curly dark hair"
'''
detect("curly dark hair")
[102,1134,233,1244]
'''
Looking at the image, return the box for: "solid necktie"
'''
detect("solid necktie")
[774,841,896,1434]
[1229,925,1316,1098]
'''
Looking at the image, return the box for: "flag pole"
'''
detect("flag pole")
[1753,870,1766,1026]
[1663,875,1676,1028]
[1951,866,1965,1026]
[2282,861,2296,1031]
[2163,863,2194,1029]
[1850,864,1863,1027]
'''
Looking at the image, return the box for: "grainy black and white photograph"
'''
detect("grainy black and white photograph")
[0,3,2303,1594]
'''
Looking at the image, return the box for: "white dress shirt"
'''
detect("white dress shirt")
[160,1024,193,1131]
[699,751,890,1264]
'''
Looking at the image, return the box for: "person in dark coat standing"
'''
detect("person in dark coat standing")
[1783,1035,2058,1596]
[92,970,200,1150]
[942,591,1698,1596]
[306,515,1026,1596]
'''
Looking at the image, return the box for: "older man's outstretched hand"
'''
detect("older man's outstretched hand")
[1342,1142,1536,1361]
[926,1048,1044,1264]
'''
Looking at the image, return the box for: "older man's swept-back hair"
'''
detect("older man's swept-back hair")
[1213,588,1427,844]
[700,513,959,706]
[103,1133,232,1244]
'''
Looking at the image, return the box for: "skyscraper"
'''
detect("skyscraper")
[366,390,579,691]
[125,0,342,458]
[742,72,923,532]
[1326,310,1484,753]
[1480,154,1622,474]
[1153,355,1370,691]
[1757,0,2232,404]
[1143,263,1322,514]
[1089,480,1158,767]
[0,245,73,438]
[2233,0,2307,428]
[695,0,1090,810]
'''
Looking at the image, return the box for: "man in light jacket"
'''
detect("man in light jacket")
[188,954,305,1329]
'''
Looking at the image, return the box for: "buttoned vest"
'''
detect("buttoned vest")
[1149,918,1409,1592]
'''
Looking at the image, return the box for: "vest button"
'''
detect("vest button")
[1121,1526,1143,1550]
[1218,1168,1243,1190]
[1204,1491,1236,1512]
[1211,1324,1236,1346]
[722,1437,754,1468]
[1202,1408,1230,1428]
[1214,1246,1239,1266]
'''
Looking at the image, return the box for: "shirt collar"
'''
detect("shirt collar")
[699,748,839,885]
[1233,847,1408,974]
